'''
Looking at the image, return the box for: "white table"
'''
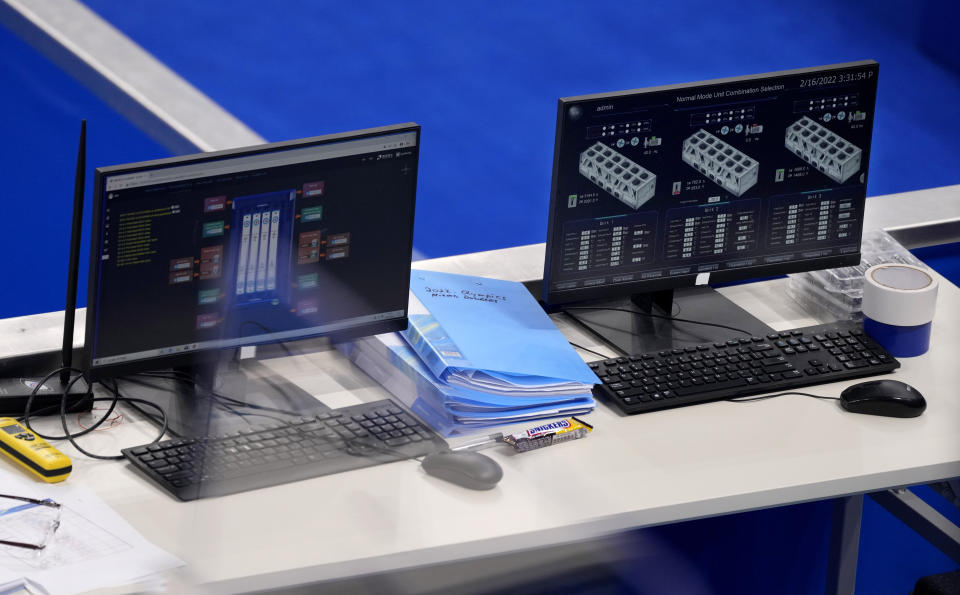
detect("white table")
[3,185,960,594]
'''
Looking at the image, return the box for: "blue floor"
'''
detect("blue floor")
[1,2,958,592]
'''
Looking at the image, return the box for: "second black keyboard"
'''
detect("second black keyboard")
[122,399,448,500]
[590,321,900,415]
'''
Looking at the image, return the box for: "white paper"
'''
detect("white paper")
[0,468,182,595]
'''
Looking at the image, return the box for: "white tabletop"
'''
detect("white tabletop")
[3,185,960,593]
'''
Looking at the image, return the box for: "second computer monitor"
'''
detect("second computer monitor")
[543,61,879,308]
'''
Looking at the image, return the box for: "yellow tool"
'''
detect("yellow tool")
[0,417,71,482]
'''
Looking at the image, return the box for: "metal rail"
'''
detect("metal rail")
[0,0,265,154]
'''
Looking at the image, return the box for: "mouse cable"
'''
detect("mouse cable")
[563,306,755,339]
[727,391,839,403]
[21,366,168,461]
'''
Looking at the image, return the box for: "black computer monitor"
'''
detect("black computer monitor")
[542,61,878,353]
[84,123,420,435]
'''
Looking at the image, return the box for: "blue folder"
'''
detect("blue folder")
[337,332,595,436]
[403,270,597,387]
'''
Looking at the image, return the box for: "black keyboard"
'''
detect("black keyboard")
[589,321,900,415]
[122,399,447,501]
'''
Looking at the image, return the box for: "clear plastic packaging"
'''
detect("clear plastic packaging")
[786,229,926,321]
[787,275,863,322]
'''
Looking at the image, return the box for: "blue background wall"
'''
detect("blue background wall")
[1,2,958,592]
[2,0,959,319]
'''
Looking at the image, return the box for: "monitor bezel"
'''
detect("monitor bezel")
[541,61,878,305]
[84,123,421,380]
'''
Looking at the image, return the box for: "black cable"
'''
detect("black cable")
[727,391,840,403]
[119,370,433,466]
[24,369,120,441]
[564,306,755,338]
[58,383,168,461]
[21,366,168,460]
[126,372,307,417]
[568,341,612,360]
[21,367,91,435]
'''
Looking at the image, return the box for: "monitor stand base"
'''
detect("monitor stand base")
[565,286,775,356]
[114,354,329,439]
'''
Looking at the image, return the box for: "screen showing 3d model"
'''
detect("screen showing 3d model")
[87,128,418,369]
[543,61,878,304]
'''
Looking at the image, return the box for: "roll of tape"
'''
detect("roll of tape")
[862,263,938,357]
[862,264,938,326]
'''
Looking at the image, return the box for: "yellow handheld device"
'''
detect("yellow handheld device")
[0,417,71,482]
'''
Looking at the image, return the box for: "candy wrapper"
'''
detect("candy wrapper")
[501,417,593,452]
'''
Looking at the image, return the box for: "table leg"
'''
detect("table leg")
[826,495,863,595]
[869,488,960,564]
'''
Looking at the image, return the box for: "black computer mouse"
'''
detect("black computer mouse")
[840,379,926,418]
[420,450,503,490]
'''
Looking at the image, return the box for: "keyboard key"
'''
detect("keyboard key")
[675,378,747,396]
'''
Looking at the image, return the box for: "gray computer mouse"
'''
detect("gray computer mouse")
[420,450,503,490]
[840,379,926,418]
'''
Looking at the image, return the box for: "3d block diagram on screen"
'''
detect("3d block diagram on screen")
[682,130,758,197]
[785,117,862,184]
[579,142,656,209]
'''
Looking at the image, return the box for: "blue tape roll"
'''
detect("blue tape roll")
[863,317,932,357]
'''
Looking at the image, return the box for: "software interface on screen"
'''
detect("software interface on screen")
[88,129,418,368]
[543,62,878,304]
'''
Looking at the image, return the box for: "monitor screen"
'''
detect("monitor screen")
[85,124,419,377]
[542,61,878,306]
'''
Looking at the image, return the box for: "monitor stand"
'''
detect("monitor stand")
[114,349,330,439]
[565,286,775,356]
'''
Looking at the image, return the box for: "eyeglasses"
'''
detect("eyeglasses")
[0,494,62,551]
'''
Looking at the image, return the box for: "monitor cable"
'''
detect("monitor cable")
[563,306,755,341]
[567,341,613,360]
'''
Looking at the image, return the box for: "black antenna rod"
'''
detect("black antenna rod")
[61,120,86,385]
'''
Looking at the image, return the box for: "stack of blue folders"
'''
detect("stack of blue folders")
[336,270,597,436]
